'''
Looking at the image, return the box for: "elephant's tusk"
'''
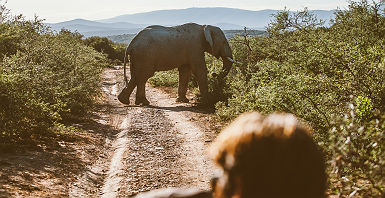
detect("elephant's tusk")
[226,57,242,64]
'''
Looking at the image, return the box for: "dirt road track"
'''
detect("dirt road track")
[0,66,219,197]
[70,67,216,197]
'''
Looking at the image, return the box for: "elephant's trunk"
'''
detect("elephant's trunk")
[209,56,233,105]
[220,56,233,78]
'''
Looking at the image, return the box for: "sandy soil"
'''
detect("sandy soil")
[0,66,222,197]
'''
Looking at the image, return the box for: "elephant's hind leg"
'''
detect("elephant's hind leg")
[135,81,150,106]
[135,69,153,106]
[118,78,136,105]
[176,65,192,103]
[192,62,209,105]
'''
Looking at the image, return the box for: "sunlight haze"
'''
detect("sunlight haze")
[6,0,349,23]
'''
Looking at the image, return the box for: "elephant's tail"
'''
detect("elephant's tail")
[123,46,130,84]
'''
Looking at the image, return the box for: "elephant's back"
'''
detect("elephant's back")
[135,25,181,42]
[130,23,203,48]
[127,26,174,52]
[128,24,201,55]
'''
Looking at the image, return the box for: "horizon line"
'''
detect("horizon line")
[47,7,335,24]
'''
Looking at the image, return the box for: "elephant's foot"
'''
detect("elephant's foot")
[194,96,211,107]
[135,97,150,106]
[117,94,130,105]
[118,97,130,105]
[176,96,189,103]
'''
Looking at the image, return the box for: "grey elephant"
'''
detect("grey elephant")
[118,23,237,105]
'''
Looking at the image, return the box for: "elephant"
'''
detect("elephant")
[118,23,237,106]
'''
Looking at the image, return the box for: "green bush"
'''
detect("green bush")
[210,1,385,195]
[149,69,180,88]
[355,96,374,121]
[216,0,385,134]
[328,112,385,197]
[83,36,125,64]
[0,4,108,141]
[0,72,59,139]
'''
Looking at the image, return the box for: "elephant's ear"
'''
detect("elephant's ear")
[204,25,213,50]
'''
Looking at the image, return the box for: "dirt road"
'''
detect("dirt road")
[0,66,219,197]
[71,67,217,197]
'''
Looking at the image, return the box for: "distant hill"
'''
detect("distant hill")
[107,34,137,44]
[47,7,335,37]
[107,29,267,44]
[48,19,148,37]
[98,8,335,29]
[98,8,278,29]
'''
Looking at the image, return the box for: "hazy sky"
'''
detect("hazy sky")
[6,0,349,23]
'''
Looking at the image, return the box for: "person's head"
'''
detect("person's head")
[210,112,327,198]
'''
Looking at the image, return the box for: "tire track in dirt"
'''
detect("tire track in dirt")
[70,67,215,197]
[147,86,214,190]
[101,117,130,198]
[69,68,129,197]
[117,81,215,196]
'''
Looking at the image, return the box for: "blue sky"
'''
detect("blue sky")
[6,0,349,23]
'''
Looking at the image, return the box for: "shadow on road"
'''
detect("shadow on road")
[120,104,215,114]
[0,112,120,197]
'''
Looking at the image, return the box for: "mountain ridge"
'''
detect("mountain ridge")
[48,7,335,37]
[98,7,280,28]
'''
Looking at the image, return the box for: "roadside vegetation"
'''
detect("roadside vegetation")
[0,3,121,144]
[218,1,385,196]
[151,0,385,196]
[83,35,126,64]
[1,0,383,196]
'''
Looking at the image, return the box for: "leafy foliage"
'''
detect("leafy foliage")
[209,0,385,196]
[216,1,385,130]
[149,69,180,88]
[0,3,108,141]
[83,35,125,64]
[328,112,385,197]
[355,96,374,121]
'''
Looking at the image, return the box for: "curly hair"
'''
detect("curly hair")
[210,112,327,198]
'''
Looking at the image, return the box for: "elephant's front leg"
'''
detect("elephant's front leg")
[192,63,209,104]
[176,65,192,103]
